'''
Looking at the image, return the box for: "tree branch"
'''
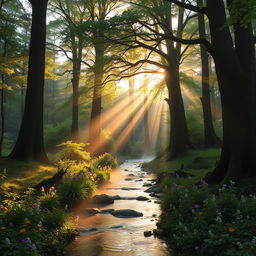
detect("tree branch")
[164,0,208,15]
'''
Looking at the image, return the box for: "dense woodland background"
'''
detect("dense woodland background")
[0,0,255,183]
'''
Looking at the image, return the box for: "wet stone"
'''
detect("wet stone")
[144,231,153,237]
[111,209,143,218]
[136,196,149,201]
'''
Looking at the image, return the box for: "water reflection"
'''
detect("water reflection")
[68,160,170,256]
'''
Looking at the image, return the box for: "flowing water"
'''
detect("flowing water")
[68,159,171,256]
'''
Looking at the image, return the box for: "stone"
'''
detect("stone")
[136,196,149,201]
[111,209,143,218]
[99,209,114,214]
[125,178,132,181]
[155,193,164,198]
[84,208,100,215]
[144,231,153,237]
[152,214,157,217]
[121,187,139,190]
[124,169,129,172]
[92,194,118,205]
[128,173,135,177]
[153,229,164,237]
[143,183,152,187]
[135,179,143,182]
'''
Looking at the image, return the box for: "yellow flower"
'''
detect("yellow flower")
[197,212,203,216]
[0,226,6,230]
[24,220,31,225]
[218,238,223,242]
[20,228,27,233]
[228,227,235,233]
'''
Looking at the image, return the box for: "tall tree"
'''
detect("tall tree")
[165,0,256,182]
[197,0,220,147]
[109,0,193,158]
[9,0,49,162]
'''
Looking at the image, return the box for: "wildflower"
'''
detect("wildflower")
[194,204,201,209]
[0,226,6,230]
[5,238,11,244]
[65,204,68,210]
[194,246,199,250]
[20,228,27,233]
[228,227,235,233]
[218,238,224,242]
[24,220,31,225]
[37,224,42,228]
[197,212,203,216]
[41,187,45,192]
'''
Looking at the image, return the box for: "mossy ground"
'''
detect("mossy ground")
[143,148,221,181]
[0,157,57,191]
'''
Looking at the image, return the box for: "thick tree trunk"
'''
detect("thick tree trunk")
[88,45,104,154]
[197,0,220,147]
[205,0,256,183]
[71,60,80,142]
[71,36,82,142]
[0,86,4,157]
[9,0,48,162]
[166,64,190,159]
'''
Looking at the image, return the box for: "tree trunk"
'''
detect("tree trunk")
[205,0,256,183]
[166,63,190,159]
[71,36,82,142]
[0,86,4,157]
[88,45,104,154]
[9,0,48,163]
[197,0,220,147]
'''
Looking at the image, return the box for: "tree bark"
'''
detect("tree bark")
[197,0,220,147]
[88,45,104,154]
[71,36,82,142]
[205,0,256,183]
[9,0,48,162]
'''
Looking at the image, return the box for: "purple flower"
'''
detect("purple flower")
[194,204,201,209]
[21,238,29,243]
[194,246,199,250]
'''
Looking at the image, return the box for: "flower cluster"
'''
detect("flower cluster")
[160,180,256,256]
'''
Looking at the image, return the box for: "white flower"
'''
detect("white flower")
[5,238,11,244]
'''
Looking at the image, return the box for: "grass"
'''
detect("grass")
[0,157,57,190]
[143,148,221,181]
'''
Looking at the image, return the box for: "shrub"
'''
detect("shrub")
[55,141,90,162]
[92,153,118,169]
[57,179,93,207]
[44,121,71,151]
[39,192,59,211]
[160,180,256,256]
[42,208,69,229]
[94,167,111,184]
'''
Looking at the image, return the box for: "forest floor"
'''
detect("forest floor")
[143,148,220,180]
[0,157,56,191]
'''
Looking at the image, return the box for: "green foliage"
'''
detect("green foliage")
[94,167,111,185]
[186,106,204,146]
[44,121,71,150]
[92,153,118,169]
[0,188,75,256]
[160,180,256,256]
[39,192,59,211]
[57,179,94,208]
[55,141,91,162]
[42,208,69,229]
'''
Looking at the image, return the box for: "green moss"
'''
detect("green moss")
[143,148,220,181]
[0,157,57,191]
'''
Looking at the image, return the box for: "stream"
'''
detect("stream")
[67,159,171,256]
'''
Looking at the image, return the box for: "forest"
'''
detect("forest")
[0,0,255,255]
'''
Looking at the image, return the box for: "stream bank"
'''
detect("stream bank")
[67,159,171,256]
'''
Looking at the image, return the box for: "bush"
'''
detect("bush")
[94,167,111,184]
[55,141,91,162]
[39,192,59,211]
[0,189,75,256]
[57,179,94,208]
[42,208,69,229]
[44,121,71,151]
[160,180,256,256]
[92,153,118,169]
